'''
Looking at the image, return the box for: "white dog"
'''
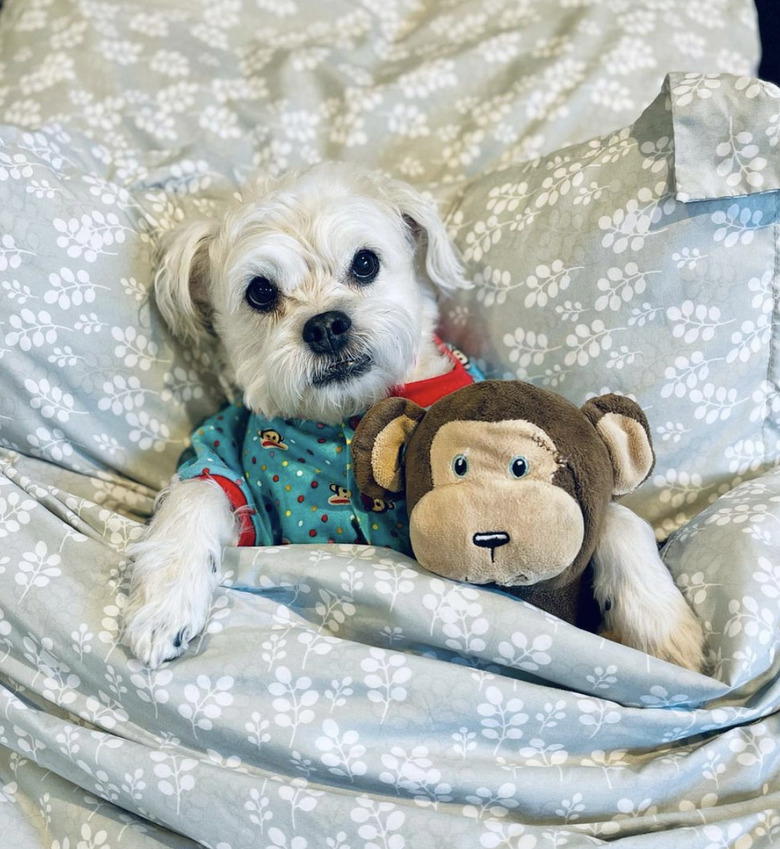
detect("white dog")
[124,162,704,673]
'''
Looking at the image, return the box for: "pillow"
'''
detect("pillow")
[439,73,780,536]
[662,465,780,694]
[0,125,230,490]
[0,0,760,184]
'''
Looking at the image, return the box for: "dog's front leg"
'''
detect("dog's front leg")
[592,502,706,673]
[124,478,238,668]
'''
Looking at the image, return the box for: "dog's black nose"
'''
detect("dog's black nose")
[303,310,352,355]
[473,531,510,562]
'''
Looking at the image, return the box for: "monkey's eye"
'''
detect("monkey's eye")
[350,249,380,284]
[245,276,278,312]
[452,454,469,477]
[509,456,530,478]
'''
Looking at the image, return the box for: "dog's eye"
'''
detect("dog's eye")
[350,249,380,284]
[245,276,278,312]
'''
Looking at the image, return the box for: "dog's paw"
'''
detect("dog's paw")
[604,594,706,673]
[594,503,707,674]
[124,606,205,669]
[642,600,707,673]
[124,555,216,669]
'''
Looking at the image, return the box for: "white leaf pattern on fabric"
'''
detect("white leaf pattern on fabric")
[0,0,777,845]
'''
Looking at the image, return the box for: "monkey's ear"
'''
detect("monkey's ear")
[352,397,427,500]
[581,394,655,497]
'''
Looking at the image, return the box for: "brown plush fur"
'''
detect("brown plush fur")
[352,380,655,629]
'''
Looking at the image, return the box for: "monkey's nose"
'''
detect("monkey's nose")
[473,531,510,549]
[473,531,510,562]
[303,310,352,355]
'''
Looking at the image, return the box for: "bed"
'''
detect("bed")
[1,1,779,846]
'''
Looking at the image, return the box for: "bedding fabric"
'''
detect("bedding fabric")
[2,1,779,848]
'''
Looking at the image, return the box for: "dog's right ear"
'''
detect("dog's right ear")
[154,219,217,344]
[379,177,472,296]
[352,397,427,500]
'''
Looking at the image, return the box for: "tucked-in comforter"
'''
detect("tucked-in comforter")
[2,1,779,847]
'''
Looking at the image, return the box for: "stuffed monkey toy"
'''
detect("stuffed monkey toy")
[352,380,705,672]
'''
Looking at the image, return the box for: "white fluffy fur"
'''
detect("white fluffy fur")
[156,162,467,423]
[592,502,706,672]
[125,162,470,667]
[125,478,238,669]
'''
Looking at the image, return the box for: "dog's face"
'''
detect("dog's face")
[156,163,467,423]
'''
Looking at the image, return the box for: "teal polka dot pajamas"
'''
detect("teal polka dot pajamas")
[177,344,482,554]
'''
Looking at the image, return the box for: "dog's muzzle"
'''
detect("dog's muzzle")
[305,310,373,386]
[312,352,373,387]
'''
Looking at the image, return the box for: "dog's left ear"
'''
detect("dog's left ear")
[381,177,470,294]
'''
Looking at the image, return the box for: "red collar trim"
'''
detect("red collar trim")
[391,337,474,407]
[196,470,257,547]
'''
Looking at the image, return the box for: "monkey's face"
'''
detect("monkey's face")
[409,419,585,587]
[352,381,655,600]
